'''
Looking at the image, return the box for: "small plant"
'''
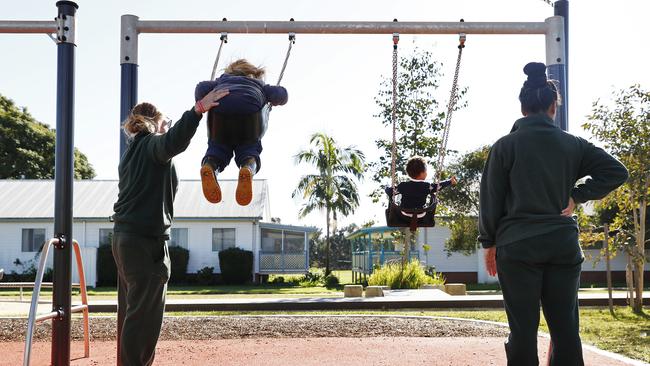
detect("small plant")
[12,258,37,282]
[368,259,445,289]
[324,274,340,289]
[270,276,285,284]
[196,266,215,285]
[299,270,324,287]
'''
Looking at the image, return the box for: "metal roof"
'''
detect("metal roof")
[0,179,269,220]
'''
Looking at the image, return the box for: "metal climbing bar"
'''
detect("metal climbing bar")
[0,21,57,33]
[132,20,548,35]
[24,239,90,366]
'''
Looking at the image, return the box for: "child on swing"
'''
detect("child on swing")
[385,156,457,211]
[195,59,288,206]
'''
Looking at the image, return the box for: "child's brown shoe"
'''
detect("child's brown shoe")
[236,166,254,206]
[201,163,221,204]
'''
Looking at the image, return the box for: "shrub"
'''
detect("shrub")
[298,270,323,287]
[43,267,53,282]
[218,248,253,284]
[196,266,215,285]
[168,246,190,284]
[270,276,285,284]
[368,259,445,289]
[324,274,340,289]
[96,244,117,286]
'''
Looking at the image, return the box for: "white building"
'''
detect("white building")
[0,180,315,287]
[351,225,650,284]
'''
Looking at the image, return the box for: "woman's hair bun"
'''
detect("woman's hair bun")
[523,62,547,88]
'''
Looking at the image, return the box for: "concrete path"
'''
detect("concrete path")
[1,289,648,315]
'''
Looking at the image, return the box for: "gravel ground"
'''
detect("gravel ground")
[0,316,510,342]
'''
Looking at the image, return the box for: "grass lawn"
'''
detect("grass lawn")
[155,306,650,363]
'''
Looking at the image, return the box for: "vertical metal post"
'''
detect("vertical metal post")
[120,15,139,157]
[554,0,569,129]
[545,16,567,131]
[52,2,78,365]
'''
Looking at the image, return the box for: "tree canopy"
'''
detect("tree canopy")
[582,84,649,312]
[0,94,95,179]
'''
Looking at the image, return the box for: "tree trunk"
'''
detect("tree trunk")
[626,253,635,309]
[632,200,646,313]
[604,224,614,316]
[325,207,331,276]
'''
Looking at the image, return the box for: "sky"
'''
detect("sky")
[1,0,649,231]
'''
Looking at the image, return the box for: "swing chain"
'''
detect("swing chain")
[390,32,399,193]
[211,32,228,80]
[435,32,465,182]
[276,32,295,86]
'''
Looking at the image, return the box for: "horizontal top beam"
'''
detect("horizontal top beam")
[135,20,549,35]
[0,21,57,34]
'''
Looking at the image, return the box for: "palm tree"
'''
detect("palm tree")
[293,132,365,275]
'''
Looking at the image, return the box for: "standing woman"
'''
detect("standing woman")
[112,88,228,366]
[478,62,628,365]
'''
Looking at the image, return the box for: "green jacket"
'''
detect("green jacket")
[478,113,628,248]
[113,108,202,238]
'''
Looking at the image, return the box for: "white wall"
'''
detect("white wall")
[582,248,650,272]
[173,219,255,274]
[417,226,479,273]
[413,225,649,284]
[0,221,98,286]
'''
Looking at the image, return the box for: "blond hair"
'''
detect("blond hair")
[122,102,162,138]
[224,59,265,79]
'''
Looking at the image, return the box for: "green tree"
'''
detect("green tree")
[309,224,358,270]
[437,145,490,255]
[370,48,466,201]
[582,84,649,313]
[0,94,95,179]
[293,133,365,275]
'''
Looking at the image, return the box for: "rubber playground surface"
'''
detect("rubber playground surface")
[5,337,640,366]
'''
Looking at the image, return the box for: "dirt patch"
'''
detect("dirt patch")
[0,316,510,342]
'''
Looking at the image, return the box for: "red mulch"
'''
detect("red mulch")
[4,337,632,366]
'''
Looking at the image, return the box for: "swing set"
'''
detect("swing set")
[384,26,466,231]
[206,21,296,145]
[1,3,569,365]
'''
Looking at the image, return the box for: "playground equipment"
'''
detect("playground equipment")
[0,2,79,365]
[118,11,569,158]
[385,27,466,231]
[1,1,570,365]
[206,26,295,146]
[23,239,91,366]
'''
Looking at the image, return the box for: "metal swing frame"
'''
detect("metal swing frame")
[119,13,568,157]
[0,2,570,365]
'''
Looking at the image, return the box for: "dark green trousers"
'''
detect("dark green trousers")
[496,227,585,366]
[112,231,170,366]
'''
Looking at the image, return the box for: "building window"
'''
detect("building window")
[261,228,282,252]
[99,229,113,247]
[22,228,46,252]
[284,231,305,253]
[212,228,235,251]
[170,228,188,249]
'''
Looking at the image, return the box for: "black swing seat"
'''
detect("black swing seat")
[207,104,270,145]
[385,192,437,231]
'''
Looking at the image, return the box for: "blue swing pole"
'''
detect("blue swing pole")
[547,1,569,131]
[52,2,78,364]
[120,15,139,157]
